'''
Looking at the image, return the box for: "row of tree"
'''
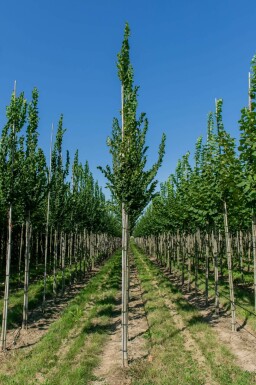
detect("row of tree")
[134,55,256,331]
[0,85,121,350]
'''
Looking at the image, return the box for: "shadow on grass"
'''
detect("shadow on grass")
[82,318,120,335]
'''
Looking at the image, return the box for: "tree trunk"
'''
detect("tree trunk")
[0,204,13,351]
[43,191,50,310]
[18,223,24,285]
[205,233,209,307]
[53,229,57,301]
[61,231,65,296]
[121,204,129,367]
[194,231,199,292]
[239,230,244,282]
[22,210,31,330]
[224,201,236,331]
[252,211,256,312]
[187,234,191,291]
[212,231,219,316]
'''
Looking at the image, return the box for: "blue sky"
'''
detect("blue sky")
[0,1,255,196]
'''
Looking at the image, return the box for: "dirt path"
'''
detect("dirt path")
[156,260,256,373]
[90,258,149,385]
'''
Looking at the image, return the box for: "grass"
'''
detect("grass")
[169,257,256,331]
[0,250,122,385]
[1,245,255,385]
[130,243,256,385]
[0,260,97,330]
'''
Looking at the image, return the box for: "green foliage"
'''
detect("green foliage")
[135,95,252,236]
[239,55,256,209]
[99,23,166,228]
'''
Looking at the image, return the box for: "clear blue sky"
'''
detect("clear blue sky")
[0,1,255,196]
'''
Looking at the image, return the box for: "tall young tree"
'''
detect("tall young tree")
[239,55,256,311]
[20,88,47,329]
[50,115,70,299]
[99,23,166,366]
[0,86,27,350]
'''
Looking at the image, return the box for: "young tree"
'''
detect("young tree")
[0,86,27,349]
[239,55,256,311]
[20,88,47,329]
[99,23,165,366]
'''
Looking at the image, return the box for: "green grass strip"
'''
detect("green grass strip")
[172,259,256,331]
[0,250,122,385]
[131,243,255,385]
[0,261,101,330]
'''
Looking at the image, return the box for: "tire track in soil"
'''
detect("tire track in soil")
[137,252,219,385]
[0,266,104,376]
[36,266,116,383]
[90,257,149,385]
[160,264,256,373]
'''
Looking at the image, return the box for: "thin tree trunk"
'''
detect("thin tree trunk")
[224,201,236,331]
[121,204,129,367]
[239,230,244,282]
[248,232,251,272]
[181,235,185,286]
[43,196,50,310]
[53,229,57,301]
[168,233,172,273]
[18,223,24,285]
[194,231,199,292]
[61,231,65,296]
[22,210,31,330]
[43,125,53,310]
[212,231,219,316]
[252,211,256,312]
[205,233,209,307]
[187,235,191,291]
[1,82,16,350]
[0,204,13,350]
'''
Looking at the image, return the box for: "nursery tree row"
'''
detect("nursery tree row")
[134,55,256,331]
[0,86,121,350]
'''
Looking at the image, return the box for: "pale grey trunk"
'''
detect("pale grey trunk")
[212,231,219,316]
[43,190,51,310]
[53,229,57,300]
[61,231,65,296]
[121,204,129,367]
[239,230,244,282]
[187,235,191,291]
[205,233,209,307]
[22,211,31,330]
[167,233,172,273]
[248,232,251,272]
[0,204,13,351]
[194,231,199,292]
[18,223,24,285]
[223,201,236,331]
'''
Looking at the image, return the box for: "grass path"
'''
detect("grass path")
[130,243,255,385]
[0,251,122,385]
